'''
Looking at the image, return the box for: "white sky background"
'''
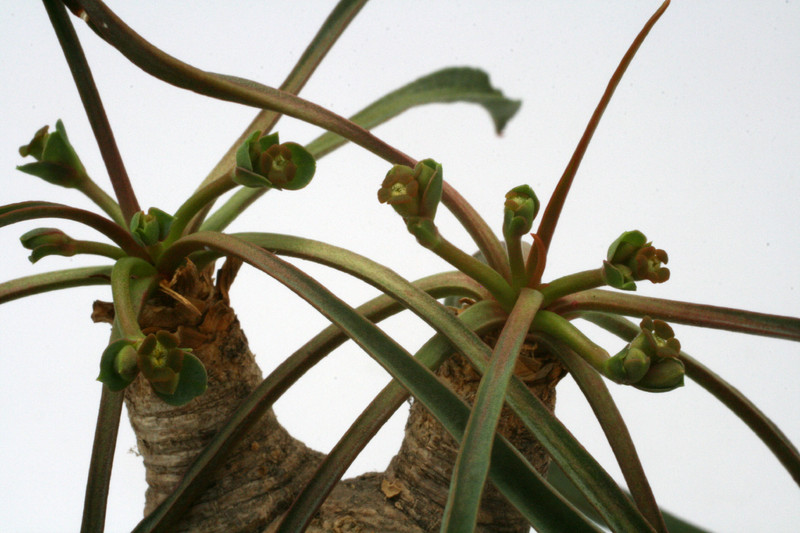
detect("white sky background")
[1,2,798,532]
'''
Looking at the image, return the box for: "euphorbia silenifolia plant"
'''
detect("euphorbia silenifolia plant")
[1,1,798,532]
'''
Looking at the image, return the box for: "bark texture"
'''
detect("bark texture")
[99,262,565,532]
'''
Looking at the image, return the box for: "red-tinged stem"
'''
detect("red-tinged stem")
[0,201,149,260]
[536,1,670,255]
[42,0,140,222]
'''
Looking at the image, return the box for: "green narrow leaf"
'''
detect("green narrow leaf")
[579,311,800,488]
[0,266,110,304]
[546,463,712,533]
[161,232,647,530]
[306,67,521,158]
[132,272,489,533]
[552,289,800,341]
[540,337,668,532]
[442,288,543,532]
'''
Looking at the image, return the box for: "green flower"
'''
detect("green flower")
[503,184,539,238]
[19,227,76,263]
[604,316,684,392]
[97,339,140,391]
[136,331,185,395]
[603,230,669,290]
[129,207,174,247]
[377,159,442,221]
[17,120,88,188]
[233,130,315,190]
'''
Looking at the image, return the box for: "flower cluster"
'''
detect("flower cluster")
[602,230,669,290]
[17,120,88,188]
[604,316,685,392]
[98,330,207,405]
[377,159,443,246]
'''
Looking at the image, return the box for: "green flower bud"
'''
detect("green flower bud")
[604,317,684,392]
[503,184,539,238]
[604,230,670,289]
[19,227,76,263]
[377,159,443,221]
[233,130,315,190]
[97,339,140,391]
[136,331,185,395]
[129,207,174,247]
[17,120,88,188]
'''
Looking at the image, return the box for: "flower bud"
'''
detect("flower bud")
[17,120,87,188]
[19,227,76,263]
[97,339,140,391]
[604,316,684,392]
[129,207,174,247]
[503,184,539,238]
[233,130,315,190]
[603,230,670,289]
[377,159,443,221]
[136,331,185,395]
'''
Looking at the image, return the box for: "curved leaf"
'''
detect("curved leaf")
[0,201,147,259]
[0,265,110,304]
[579,311,800,488]
[552,289,800,341]
[132,272,488,533]
[442,288,543,532]
[306,67,521,158]
[161,232,652,531]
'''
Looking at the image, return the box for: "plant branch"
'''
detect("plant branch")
[42,0,140,221]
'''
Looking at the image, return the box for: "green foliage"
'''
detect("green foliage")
[1,1,798,532]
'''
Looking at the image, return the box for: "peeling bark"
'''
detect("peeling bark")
[100,262,564,532]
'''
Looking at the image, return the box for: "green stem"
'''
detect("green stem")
[532,310,610,373]
[199,187,266,233]
[70,240,126,261]
[441,182,512,283]
[525,233,547,288]
[186,0,367,232]
[42,0,140,222]
[429,233,516,309]
[110,257,156,339]
[540,268,606,306]
[505,233,527,291]
[165,172,237,245]
[78,178,126,227]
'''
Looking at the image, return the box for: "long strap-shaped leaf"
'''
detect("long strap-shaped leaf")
[275,300,509,532]
[552,289,800,341]
[71,0,412,165]
[161,232,652,531]
[539,336,668,532]
[43,0,139,222]
[81,261,156,533]
[305,67,520,158]
[0,201,147,259]
[154,232,605,532]
[132,272,487,532]
[442,288,543,532]
[536,0,669,254]
[0,266,111,304]
[579,311,800,487]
